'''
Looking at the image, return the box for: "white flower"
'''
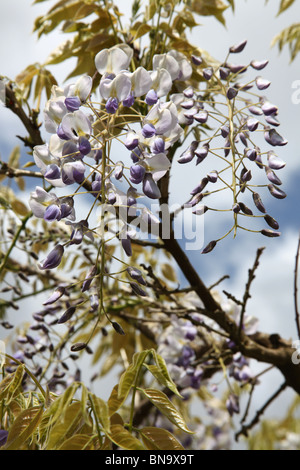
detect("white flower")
[64,75,92,102]
[95,44,133,75]
[99,72,132,102]
[124,67,152,97]
[153,52,180,80]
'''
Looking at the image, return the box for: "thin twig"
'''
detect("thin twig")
[235,381,287,441]
[238,247,265,338]
[294,234,300,339]
[208,274,230,290]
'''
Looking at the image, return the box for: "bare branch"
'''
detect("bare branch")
[235,381,288,441]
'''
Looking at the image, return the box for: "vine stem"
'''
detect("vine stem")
[227,97,238,237]
[0,211,32,276]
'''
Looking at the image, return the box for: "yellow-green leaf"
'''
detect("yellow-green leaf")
[140,427,184,450]
[8,146,20,168]
[11,199,29,217]
[139,388,194,434]
[134,23,152,40]
[161,262,177,282]
[117,350,150,400]
[58,434,94,450]
[109,424,145,450]
[46,401,83,449]
[4,406,43,450]
[90,393,110,432]
[0,365,24,403]
[108,384,126,417]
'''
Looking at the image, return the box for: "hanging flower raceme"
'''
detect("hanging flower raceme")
[30,39,287,304]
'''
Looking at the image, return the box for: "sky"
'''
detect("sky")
[1,0,300,439]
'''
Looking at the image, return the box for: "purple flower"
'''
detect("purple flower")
[229,39,247,54]
[227,87,238,100]
[267,152,286,170]
[145,89,158,105]
[250,59,269,70]
[264,128,288,147]
[127,267,147,286]
[114,161,124,180]
[43,286,66,305]
[190,177,208,196]
[261,101,278,116]
[62,160,86,185]
[78,136,91,156]
[244,148,257,161]
[265,167,282,185]
[130,282,147,297]
[68,220,94,245]
[123,92,135,107]
[44,204,61,222]
[106,97,119,114]
[151,137,165,154]
[252,192,266,213]
[255,76,271,90]
[142,173,161,199]
[194,110,208,123]
[121,236,132,257]
[65,96,81,112]
[125,131,139,150]
[142,123,156,138]
[177,346,195,368]
[203,67,213,80]
[130,163,146,184]
[0,430,8,448]
[226,394,240,416]
[82,265,97,292]
[43,164,61,181]
[39,245,64,270]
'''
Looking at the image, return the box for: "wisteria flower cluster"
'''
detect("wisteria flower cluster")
[28,40,287,331]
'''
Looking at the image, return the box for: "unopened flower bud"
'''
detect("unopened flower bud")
[58,306,76,324]
[268,184,286,199]
[43,286,66,305]
[112,322,126,335]
[264,214,279,230]
[39,245,64,270]
[201,240,217,254]
[229,39,247,54]
[252,192,266,213]
[261,229,281,238]
[130,282,147,297]
[250,59,269,70]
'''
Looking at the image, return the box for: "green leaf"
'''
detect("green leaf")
[117,350,150,400]
[139,388,194,434]
[145,0,158,21]
[90,393,110,432]
[0,365,24,403]
[57,434,94,450]
[107,384,127,417]
[161,262,177,282]
[4,406,43,450]
[8,146,21,168]
[277,0,296,15]
[140,427,184,450]
[190,0,228,25]
[134,23,152,40]
[147,350,182,397]
[46,402,83,449]
[109,424,145,450]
